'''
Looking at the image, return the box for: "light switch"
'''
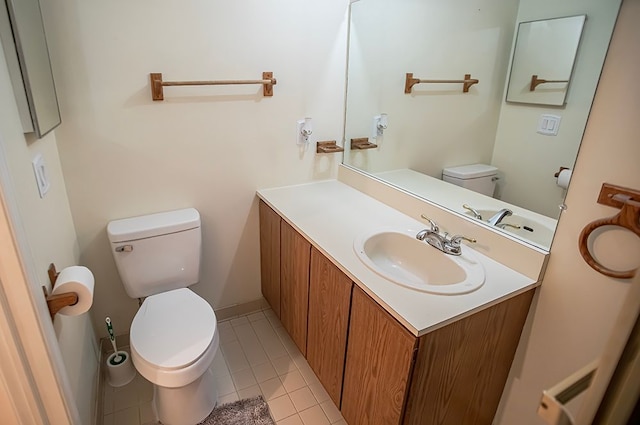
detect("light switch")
[537,114,561,136]
[32,154,50,198]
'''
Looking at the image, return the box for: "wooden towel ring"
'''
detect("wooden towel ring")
[578,193,640,279]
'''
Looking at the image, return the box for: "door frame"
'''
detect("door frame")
[0,132,79,424]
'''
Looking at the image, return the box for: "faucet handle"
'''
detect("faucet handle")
[462,204,483,220]
[449,235,477,246]
[419,214,439,232]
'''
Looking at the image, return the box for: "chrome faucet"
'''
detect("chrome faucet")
[416,216,476,256]
[487,208,513,226]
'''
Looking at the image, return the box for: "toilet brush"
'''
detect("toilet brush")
[105,317,135,387]
[105,317,124,363]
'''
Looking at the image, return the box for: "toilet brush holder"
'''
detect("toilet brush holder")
[106,350,136,387]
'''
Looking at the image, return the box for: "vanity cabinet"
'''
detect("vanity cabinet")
[258,200,535,425]
[342,286,417,425]
[259,200,312,356]
[259,201,281,317]
[403,289,534,425]
[307,247,353,406]
[342,287,534,425]
[280,221,311,356]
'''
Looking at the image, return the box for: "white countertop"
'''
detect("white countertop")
[257,180,540,337]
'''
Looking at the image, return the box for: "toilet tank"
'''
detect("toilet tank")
[442,164,498,197]
[107,208,202,299]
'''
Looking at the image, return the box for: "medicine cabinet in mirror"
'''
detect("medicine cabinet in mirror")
[0,0,61,138]
[506,15,586,106]
[342,0,621,251]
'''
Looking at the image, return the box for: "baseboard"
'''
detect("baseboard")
[214,297,270,321]
[94,345,103,425]
[100,333,130,355]
[97,298,270,352]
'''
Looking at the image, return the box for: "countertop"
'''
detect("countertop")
[257,180,540,337]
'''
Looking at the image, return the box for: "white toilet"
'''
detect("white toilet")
[442,163,499,197]
[107,208,218,425]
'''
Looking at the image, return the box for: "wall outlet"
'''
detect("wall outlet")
[32,154,50,198]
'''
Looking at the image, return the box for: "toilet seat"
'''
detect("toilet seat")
[130,288,218,387]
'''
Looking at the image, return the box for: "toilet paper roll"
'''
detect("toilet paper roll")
[556,168,572,190]
[51,266,94,316]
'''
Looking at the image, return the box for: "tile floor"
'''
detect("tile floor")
[101,308,348,425]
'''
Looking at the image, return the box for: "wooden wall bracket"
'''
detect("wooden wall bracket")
[350,138,377,150]
[150,71,277,101]
[578,184,640,279]
[44,263,78,320]
[316,140,344,154]
[405,72,479,94]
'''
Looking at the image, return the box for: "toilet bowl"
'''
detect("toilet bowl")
[107,208,218,425]
[130,288,218,425]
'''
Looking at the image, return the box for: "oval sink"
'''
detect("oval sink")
[354,229,485,295]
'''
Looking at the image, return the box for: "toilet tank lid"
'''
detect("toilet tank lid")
[442,164,498,179]
[107,208,200,243]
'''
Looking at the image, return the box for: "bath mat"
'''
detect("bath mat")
[197,395,275,425]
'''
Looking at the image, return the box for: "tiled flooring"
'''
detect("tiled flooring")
[101,308,348,425]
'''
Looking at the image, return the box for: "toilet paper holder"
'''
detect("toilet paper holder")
[553,166,569,178]
[578,183,640,279]
[42,263,78,320]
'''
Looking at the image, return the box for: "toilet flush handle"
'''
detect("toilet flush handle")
[115,245,133,253]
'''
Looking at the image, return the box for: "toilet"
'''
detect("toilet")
[442,163,499,197]
[107,208,218,425]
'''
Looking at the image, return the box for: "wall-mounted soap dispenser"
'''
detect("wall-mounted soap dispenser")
[372,113,388,140]
[297,117,313,145]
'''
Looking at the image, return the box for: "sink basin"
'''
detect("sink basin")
[354,229,485,295]
[464,209,555,248]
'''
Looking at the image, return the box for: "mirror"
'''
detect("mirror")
[343,0,621,250]
[506,15,586,106]
[1,0,61,138]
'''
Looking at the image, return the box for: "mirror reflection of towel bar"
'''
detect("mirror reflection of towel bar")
[530,74,570,91]
[404,73,479,93]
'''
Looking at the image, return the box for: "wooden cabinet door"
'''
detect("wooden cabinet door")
[280,221,311,355]
[307,247,353,406]
[403,289,535,425]
[259,200,281,317]
[342,286,417,425]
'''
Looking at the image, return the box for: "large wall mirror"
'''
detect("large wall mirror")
[342,0,621,251]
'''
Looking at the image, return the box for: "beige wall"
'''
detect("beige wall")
[0,38,97,425]
[42,0,349,339]
[495,0,640,423]
[492,0,621,218]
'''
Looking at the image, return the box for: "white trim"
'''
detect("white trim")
[0,131,79,423]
